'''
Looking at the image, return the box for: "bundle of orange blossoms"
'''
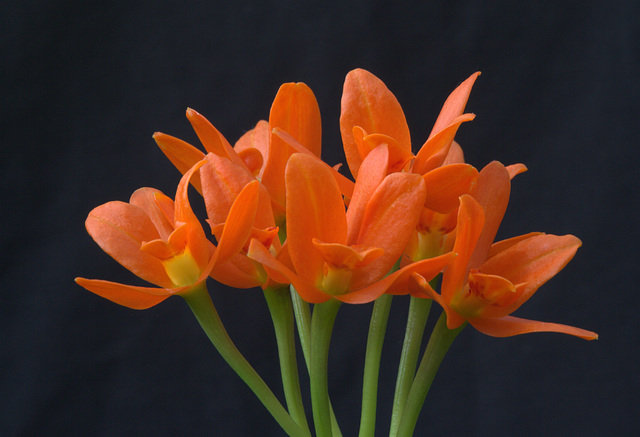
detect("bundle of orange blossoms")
[76,68,597,437]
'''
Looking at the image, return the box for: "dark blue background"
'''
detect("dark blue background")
[2,1,638,435]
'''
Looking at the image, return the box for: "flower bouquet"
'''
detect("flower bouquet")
[76,68,597,436]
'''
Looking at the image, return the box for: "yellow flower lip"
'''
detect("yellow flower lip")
[162,249,202,288]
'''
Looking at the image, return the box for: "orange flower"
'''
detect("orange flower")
[247,149,455,304]
[339,68,478,182]
[75,160,260,309]
[339,69,481,262]
[412,164,597,339]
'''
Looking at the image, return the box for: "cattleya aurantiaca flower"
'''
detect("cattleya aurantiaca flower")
[77,67,597,437]
[75,161,261,309]
[339,69,482,263]
[410,162,598,339]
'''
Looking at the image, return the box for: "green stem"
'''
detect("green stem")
[182,283,308,437]
[291,286,343,437]
[264,286,310,433]
[389,296,432,437]
[395,312,465,437]
[358,294,393,437]
[290,286,312,368]
[309,298,342,437]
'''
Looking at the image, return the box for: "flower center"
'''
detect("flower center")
[163,249,201,287]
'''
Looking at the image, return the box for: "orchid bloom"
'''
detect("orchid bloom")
[76,160,260,309]
[247,148,455,304]
[412,162,597,339]
[339,69,482,262]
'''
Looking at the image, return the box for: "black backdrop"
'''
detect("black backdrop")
[2,1,638,435]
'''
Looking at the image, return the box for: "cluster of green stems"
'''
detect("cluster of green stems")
[183,243,465,437]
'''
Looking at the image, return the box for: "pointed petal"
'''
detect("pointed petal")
[186,108,249,171]
[153,132,206,193]
[75,278,171,310]
[340,68,411,178]
[350,172,426,289]
[441,195,485,303]
[479,234,582,313]
[468,161,511,268]
[247,239,329,303]
[85,201,173,288]
[428,72,480,139]
[506,163,527,179]
[174,160,211,270]
[346,144,389,245]
[285,153,347,284]
[469,315,598,340]
[422,163,478,214]
[212,180,260,266]
[414,113,475,175]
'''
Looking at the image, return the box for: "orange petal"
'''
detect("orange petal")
[201,153,255,225]
[386,252,457,295]
[262,83,322,212]
[356,130,414,173]
[236,147,264,178]
[269,82,322,157]
[174,160,211,270]
[234,120,270,177]
[210,251,266,289]
[479,234,582,314]
[506,163,527,179]
[153,132,205,193]
[422,163,478,214]
[428,72,480,139]
[285,153,348,284]
[414,113,475,175]
[247,239,329,303]
[350,172,426,289]
[212,180,260,266]
[186,108,248,171]
[468,161,511,268]
[442,141,465,165]
[75,278,171,310]
[340,68,411,178]
[130,188,175,240]
[440,195,484,303]
[346,144,389,245]
[85,201,173,288]
[468,315,598,340]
